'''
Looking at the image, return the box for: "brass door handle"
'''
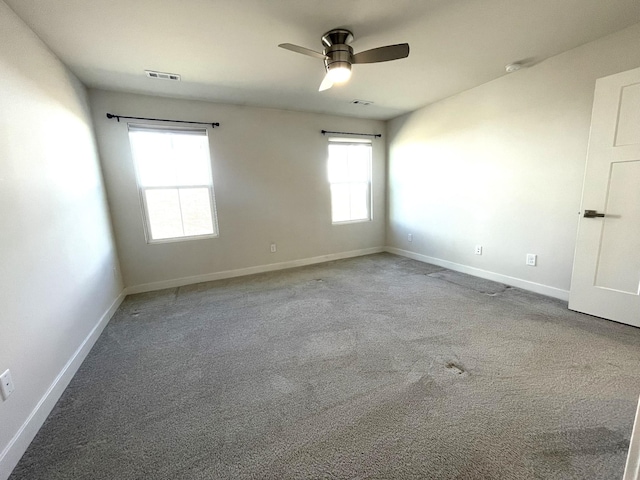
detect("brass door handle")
[583,209,605,218]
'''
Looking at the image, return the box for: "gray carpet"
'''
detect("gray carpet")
[10,253,640,479]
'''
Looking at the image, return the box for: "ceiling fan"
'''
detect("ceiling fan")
[279,29,410,91]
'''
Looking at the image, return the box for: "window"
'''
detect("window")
[327,139,372,223]
[128,125,218,243]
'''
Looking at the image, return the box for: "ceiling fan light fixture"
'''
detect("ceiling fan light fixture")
[326,63,352,83]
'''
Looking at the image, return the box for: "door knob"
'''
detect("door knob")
[583,209,605,218]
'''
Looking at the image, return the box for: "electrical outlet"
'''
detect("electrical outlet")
[0,369,15,400]
[526,254,537,266]
[270,243,277,253]
[475,245,482,255]
[408,233,412,242]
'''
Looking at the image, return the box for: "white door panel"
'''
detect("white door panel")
[569,67,640,327]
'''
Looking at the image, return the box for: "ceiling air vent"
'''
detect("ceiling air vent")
[145,70,181,81]
[351,99,374,106]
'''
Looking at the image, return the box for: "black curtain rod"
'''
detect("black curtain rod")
[106,113,219,128]
[321,129,381,138]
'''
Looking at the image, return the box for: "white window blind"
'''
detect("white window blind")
[128,125,219,242]
[328,140,372,223]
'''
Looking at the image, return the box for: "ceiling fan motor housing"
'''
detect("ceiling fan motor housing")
[324,44,353,73]
[322,29,355,75]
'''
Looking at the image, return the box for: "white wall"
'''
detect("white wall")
[0,3,123,478]
[89,90,386,291]
[387,22,640,299]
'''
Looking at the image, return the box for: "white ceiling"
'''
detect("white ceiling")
[6,0,640,120]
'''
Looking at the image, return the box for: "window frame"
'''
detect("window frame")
[128,123,219,244]
[327,138,373,225]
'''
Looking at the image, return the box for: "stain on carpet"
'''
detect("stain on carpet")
[535,427,629,456]
[428,270,509,295]
[445,362,465,375]
[530,427,630,477]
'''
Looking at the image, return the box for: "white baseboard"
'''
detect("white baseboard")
[0,292,126,480]
[385,247,570,301]
[125,247,385,295]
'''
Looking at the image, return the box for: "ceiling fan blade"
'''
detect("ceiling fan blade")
[278,43,328,60]
[352,43,410,64]
[319,74,333,91]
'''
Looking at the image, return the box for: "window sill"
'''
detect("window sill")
[146,233,219,245]
[332,219,372,226]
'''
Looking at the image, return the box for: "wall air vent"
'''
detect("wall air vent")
[351,99,374,106]
[145,70,181,81]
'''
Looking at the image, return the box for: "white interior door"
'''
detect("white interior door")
[569,66,640,328]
